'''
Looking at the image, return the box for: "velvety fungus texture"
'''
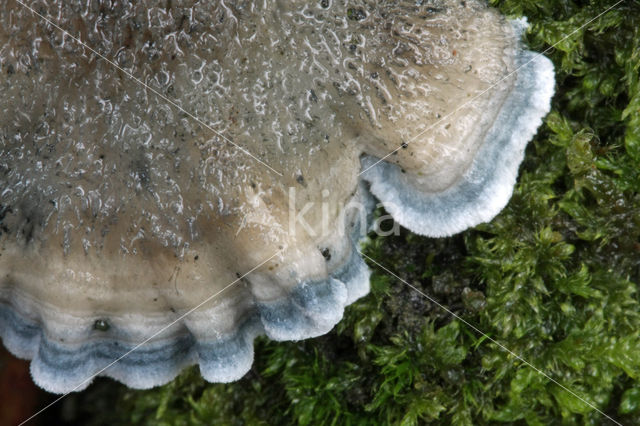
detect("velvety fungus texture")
[0,0,553,393]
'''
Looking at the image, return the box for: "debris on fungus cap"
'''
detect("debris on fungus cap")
[0,0,554,393]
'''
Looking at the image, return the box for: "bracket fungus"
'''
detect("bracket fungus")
[0,0,554,393]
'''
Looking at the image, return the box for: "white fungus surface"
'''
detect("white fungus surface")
[0,0,553,393]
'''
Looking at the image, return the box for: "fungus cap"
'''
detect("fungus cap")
[0,0,554,393]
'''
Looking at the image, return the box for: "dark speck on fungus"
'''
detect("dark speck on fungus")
[321,248,332,261]
[93,319,110,332]
[347,8,367,21]
[0,0,553,393]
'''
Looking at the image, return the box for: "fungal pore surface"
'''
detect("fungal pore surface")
[0,0,554,393]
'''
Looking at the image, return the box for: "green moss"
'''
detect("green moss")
[62,1,640,424]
